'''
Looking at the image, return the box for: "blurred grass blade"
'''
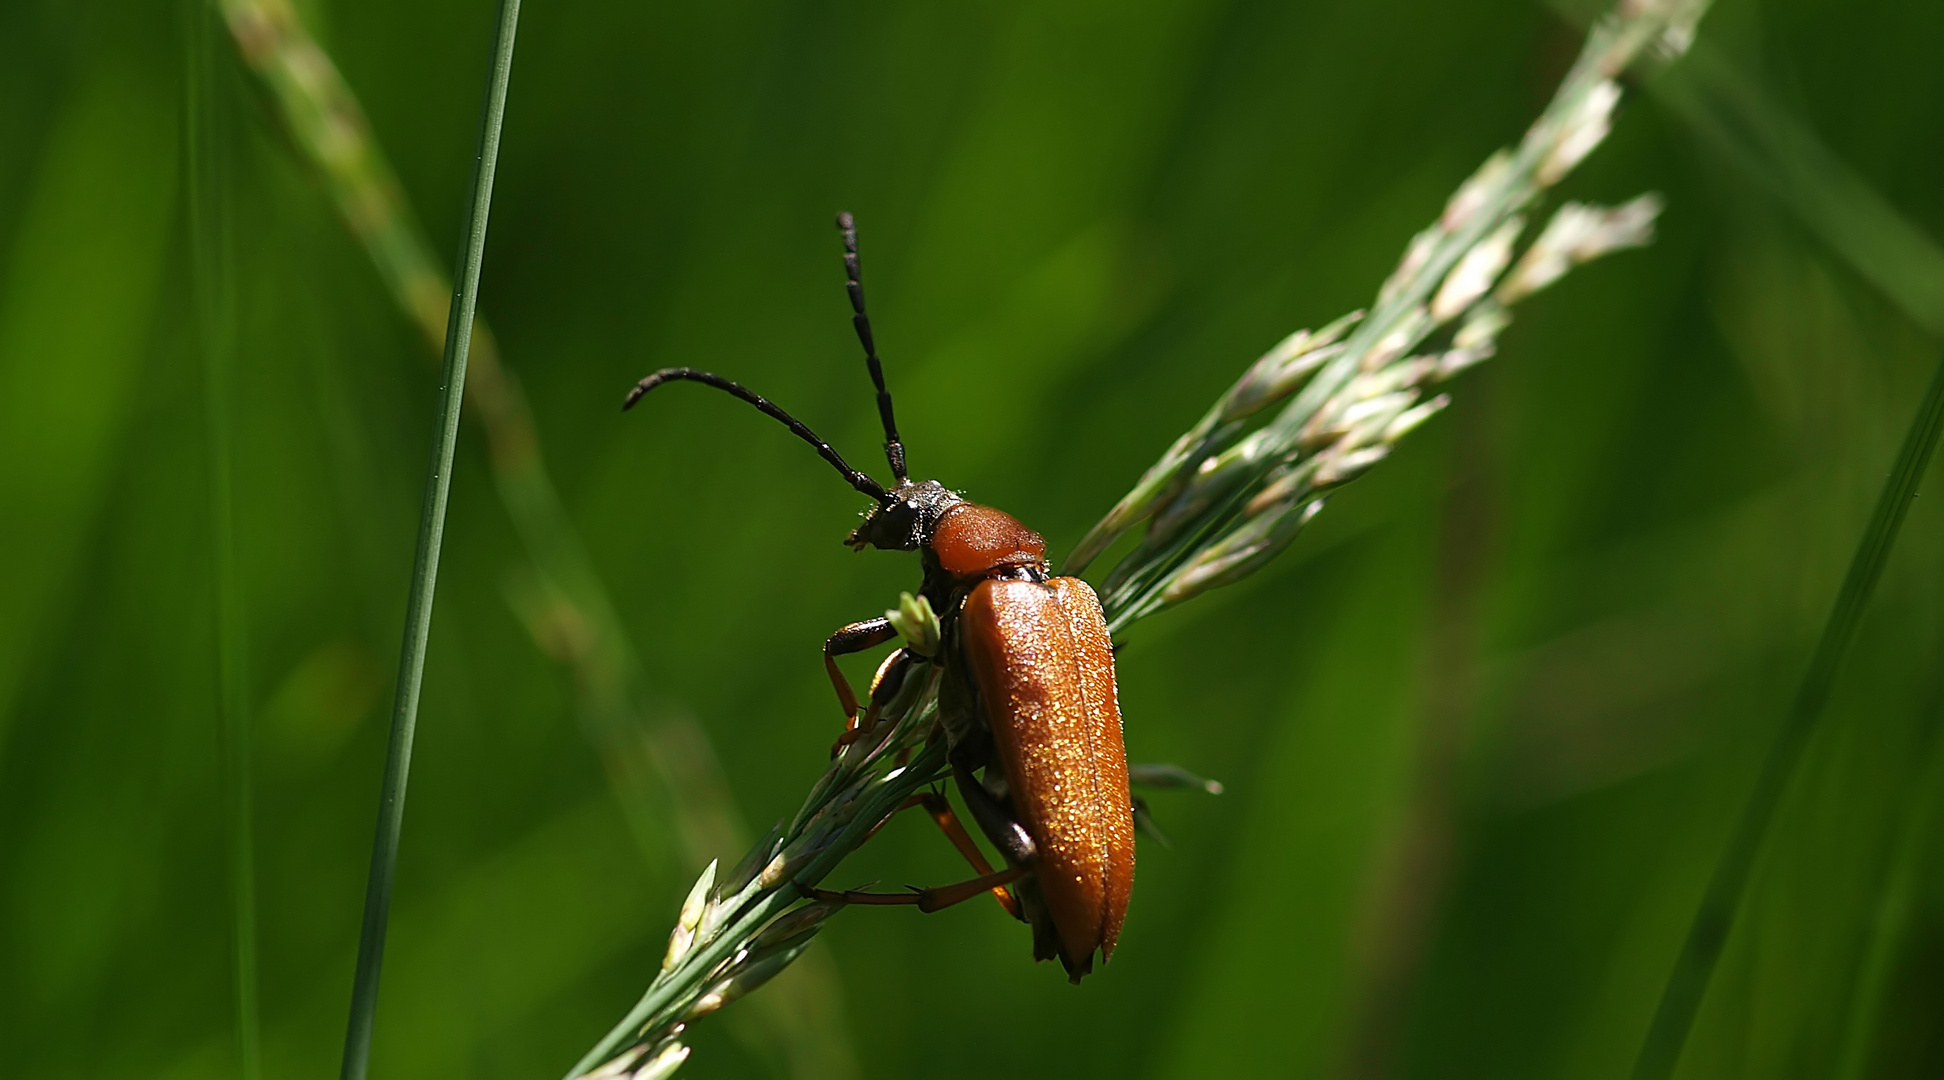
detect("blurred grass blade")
[338,0,522,1076]
[185,2,258,1076]
[1656,45,1944,337]
[1834,730,1944,1080]
[0,67,177,767]
[1547,0,1944,334]
[1654,44,1944,335]
[1630,343,1944,1080]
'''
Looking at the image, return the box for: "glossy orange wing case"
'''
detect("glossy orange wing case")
[960,575,1134,971]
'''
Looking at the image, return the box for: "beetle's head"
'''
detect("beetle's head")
[847,479,961,552]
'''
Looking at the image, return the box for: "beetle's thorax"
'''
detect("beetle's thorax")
[848,481,1048,581]
[929,503,1047,579]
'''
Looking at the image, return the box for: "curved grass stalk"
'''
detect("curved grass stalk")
[570,2,1711,1075]
[337,1,522,1076]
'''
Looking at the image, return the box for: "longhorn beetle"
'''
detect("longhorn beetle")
[623,213,1133,982]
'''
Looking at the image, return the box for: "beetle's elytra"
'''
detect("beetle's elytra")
[961,574,1133,968]
[623,213,1134,982]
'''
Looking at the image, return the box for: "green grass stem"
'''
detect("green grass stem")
[337,1,522,1076]
[185,5,260,1076]
[1629,343,1944,1080]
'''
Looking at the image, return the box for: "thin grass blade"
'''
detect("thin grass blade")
[337,1,523,1076]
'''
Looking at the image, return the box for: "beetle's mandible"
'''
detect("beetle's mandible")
[622,212,1133,982]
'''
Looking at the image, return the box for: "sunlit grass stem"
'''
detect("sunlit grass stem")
[1629,342,1944,1080]
[337,1,521,1077]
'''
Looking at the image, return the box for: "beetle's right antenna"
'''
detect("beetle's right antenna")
[624,367,891,503]
[837,212,908,483]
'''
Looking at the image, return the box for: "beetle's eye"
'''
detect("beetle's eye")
[873,502,919,549]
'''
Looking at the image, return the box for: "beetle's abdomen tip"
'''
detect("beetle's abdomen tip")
[1060,948,1097,984]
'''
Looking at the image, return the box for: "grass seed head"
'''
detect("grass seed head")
[1432,217,1524,322]
[1498,195,1662,303]
[1537,79,1621,185]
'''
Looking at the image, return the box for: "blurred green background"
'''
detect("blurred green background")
[3,0,1944,1076]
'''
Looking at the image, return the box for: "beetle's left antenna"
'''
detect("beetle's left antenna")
[624,367,891,503]
[837,211,908,483]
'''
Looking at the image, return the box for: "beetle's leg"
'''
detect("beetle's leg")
[915,866,1029,913]
[841,650,909,746]
[831,650,915,759]
[952,763,1038,867]
[823,616,897,727]
[848,791,1020,917]
[911,792,1022,918]
[802,865,1027,913]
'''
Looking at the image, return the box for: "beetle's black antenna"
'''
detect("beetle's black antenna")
[837,211,908,483]
[624,367,891,503]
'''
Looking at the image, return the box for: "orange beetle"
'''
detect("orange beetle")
[623,213,1133,981]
